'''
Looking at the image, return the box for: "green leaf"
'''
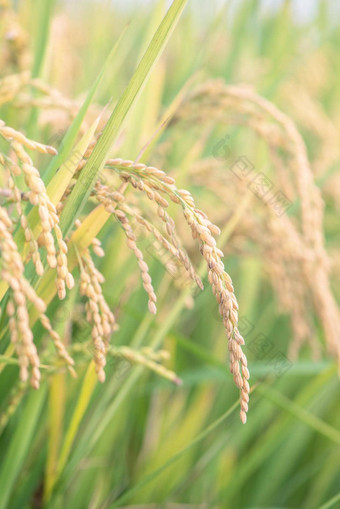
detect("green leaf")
[27,0,55,136]
[0,387,47,509]
[31,0,55,79]
[320,491,340,509]
[258,383,340,445]
[59,0,189,239]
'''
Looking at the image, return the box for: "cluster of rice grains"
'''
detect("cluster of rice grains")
[2,78,340,425]
[91,159,250,423]
[0,118,250,422]
[171,80,340,363]
[0,121,75,388]
[7,82,337,427]
[0,205,74,388]
[0,71,81,127]
[77,238,116,383]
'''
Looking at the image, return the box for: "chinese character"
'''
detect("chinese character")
[114,355,131,379]
[230,155,254,181]
[247,332,274,359]
[212,135,231,161]
[268,190,293,217]
[238,316,255,337]
[267,351,293,378]
[248,172,274,200]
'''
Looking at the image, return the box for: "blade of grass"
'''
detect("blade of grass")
[258,384,340,445]
[44,371,66,503]
[122,1,165,157]
[320,491,340,509]
[27,0,55,137]
[43,285,79,503]
[59,0,189,239]
[46,115,102,207]
[31,0,55,79]
[54,363,98,486]
[0,387,47,509]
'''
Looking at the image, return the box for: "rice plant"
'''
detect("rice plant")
[0,1,340,508]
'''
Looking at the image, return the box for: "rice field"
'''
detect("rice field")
[0,1,340,508]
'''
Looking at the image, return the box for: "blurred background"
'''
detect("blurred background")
[0,1,340,508]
